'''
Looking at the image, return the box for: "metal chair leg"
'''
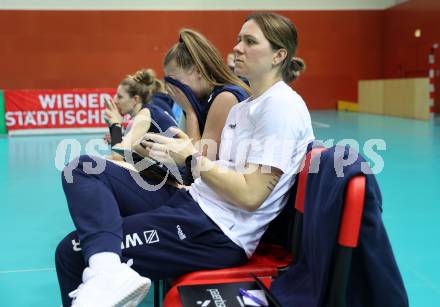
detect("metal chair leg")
[153,280,160,307]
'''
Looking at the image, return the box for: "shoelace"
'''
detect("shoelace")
[68,259,134,302]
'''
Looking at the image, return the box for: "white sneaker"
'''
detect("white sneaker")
[69,262,151,307]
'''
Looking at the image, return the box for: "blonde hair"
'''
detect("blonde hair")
[246,12,305,82]
[164,28,251,95]
[120,69,165,105]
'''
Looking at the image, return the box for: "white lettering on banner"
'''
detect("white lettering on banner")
[48,110,58,125]
[24,112,37,126]
[64,94,74,108]
[65,110,75,125]
[57,95,62,107]
[5,110,107,127]
[39,94,56,109]
[89,93,98,108]
[17,112,23,126]
[76,94,87,108]
[38,93,111,109]
[76,110,87,124]
[37,111,48,125]
[100,94,112,108]
[59,110,64,125]
[5,112,16,126]
[89,109,101,124]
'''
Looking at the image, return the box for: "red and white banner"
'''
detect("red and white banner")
[4,88,116,133]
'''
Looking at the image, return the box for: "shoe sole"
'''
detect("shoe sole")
[114,277,151,307]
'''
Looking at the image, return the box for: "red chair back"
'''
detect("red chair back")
[290,147,326,261]
[295,147,326,213]
[326,175,366,307]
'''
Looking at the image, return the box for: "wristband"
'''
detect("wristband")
[183,152,202,184]
[109,124,123,146]
[185,152,202,167]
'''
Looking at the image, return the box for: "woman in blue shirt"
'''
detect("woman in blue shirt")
[104,68,177,149]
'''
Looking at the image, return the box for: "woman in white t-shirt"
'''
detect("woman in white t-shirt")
[56,12,314,307]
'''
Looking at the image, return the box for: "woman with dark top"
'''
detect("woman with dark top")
[104,68,177,149]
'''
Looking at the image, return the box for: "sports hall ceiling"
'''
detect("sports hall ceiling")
[0,0,409,11]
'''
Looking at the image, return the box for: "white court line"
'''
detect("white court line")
[312,121,331,128]
[0,268,55,274]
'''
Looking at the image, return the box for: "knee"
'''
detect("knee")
[61,155,106,185]
[55,234,74,265]
[55,239,66,270]
[55,232,83,272]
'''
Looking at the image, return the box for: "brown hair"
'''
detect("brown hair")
[163,28,251,94]
[120,69,165,105]
[245,12,305,82]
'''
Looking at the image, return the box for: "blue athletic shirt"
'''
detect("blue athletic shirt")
[148,92,177,120]
[164,76,249,134]
[201,85,249,133]
[142,93,178,134]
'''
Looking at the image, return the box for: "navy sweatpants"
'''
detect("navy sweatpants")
[55,155,247,306]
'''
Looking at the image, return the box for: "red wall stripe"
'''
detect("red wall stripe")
[0,10,385,110]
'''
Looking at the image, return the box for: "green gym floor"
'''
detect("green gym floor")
[0,111,439,306]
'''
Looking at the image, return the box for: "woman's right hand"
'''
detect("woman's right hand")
[140,128,197,167]
[104,97,123,126]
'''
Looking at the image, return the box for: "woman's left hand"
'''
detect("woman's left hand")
[140,127,197,166]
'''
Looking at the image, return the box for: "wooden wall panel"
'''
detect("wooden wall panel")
[359,78,430,120]
[359,80,384,114]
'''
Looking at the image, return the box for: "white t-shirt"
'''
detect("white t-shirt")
[189,81,315,257]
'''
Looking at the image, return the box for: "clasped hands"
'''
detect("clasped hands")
[133,127,198,167]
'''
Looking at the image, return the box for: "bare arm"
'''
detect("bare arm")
[115,108,151,148]
[195,158,283,212]
[141,129,282,212]
[198,92,237,157]
[184,112,201,145]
